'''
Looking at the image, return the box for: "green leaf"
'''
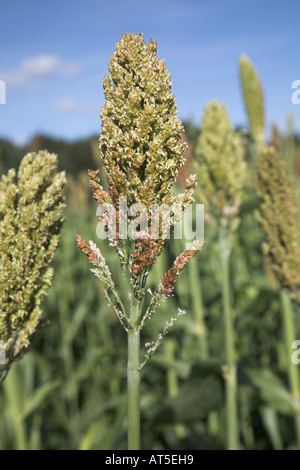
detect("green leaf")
[19,380,61,421]
[247,368,294,415]
[260,406,283,450]
[152,372,223,424]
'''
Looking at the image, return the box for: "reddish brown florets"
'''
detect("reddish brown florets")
[131,237,164,275]
[160,242,205,296]
[75,234,91,256]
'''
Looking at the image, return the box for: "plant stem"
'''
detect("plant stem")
[165,339,186,440]
[3,365,26,450]
[188,257,208,359]
[127,296,141,450]
[219,235,239,450]
[165,339,179,398]
[280,290,300,449]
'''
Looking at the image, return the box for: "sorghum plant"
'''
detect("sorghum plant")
[257,146,300,302]
[195,100,246,235]
[76,32,204,450]
[257,146,300,448]
[239,54,264,151]
[194,100,246,450]
[0,151,66,382]
[284,112,297,174]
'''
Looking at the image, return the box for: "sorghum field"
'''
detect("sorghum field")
[0,10,300,452]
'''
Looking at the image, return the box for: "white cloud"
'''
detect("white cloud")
[55,97,77,112]
[59,63,79,77]
[1,54,79,88]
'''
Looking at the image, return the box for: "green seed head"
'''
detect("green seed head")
[0,151,66,378]
[239,54,264,145]
[257,146,300,302]
[99,32,193,209]
[194,100,246,229]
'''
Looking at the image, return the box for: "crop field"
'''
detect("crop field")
[0,2,299,451]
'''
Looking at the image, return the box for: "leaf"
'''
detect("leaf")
[152,371,223,424]
[78,419,105,451]
[19,380,61,421]
[246,368,294,415]
[149,356,191,379]
[260,406,283,450]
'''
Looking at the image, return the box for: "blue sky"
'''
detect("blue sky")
[0,0,299,144]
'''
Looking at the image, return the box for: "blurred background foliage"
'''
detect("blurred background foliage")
[1,67,300,450]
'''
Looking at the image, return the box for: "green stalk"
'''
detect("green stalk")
[3,365,26,450]
[127,297,141,450]
[188,257,208,359]
[280,290,300,449]
[219,234,239,450]
[165,339,179,398]
[189,250,219,441]
[165,339,186,440]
